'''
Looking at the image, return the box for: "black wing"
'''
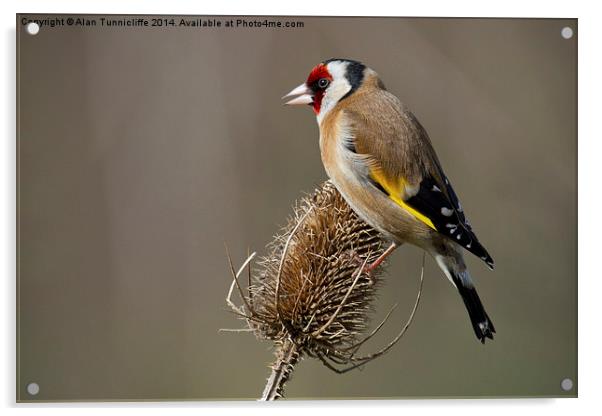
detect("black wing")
[405,174,494,269]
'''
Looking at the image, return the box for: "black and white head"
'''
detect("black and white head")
[282,58,368,122]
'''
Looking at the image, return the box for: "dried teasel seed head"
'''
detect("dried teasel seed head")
[224,180,424,400]
[249,180,387,352]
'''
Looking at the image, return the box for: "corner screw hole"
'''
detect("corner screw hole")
[26,22,40,35]
[26,382,40,396]
[561,378,574,391]
[561,27,573,39]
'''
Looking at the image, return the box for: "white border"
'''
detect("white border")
[3,1,600,415]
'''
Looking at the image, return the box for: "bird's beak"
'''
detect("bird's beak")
[282,83,313,105]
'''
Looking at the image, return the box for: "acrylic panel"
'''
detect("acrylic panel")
[17,15,577,401]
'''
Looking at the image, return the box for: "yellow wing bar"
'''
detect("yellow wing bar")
[370,169,437,231]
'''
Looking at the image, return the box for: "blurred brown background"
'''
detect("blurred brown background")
[17,16,577,401]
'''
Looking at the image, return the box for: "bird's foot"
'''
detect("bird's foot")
[345,251,377,284]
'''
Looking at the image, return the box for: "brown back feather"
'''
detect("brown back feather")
[341,74,446,189]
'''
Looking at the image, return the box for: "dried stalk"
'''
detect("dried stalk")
[223,181,423,400]
[261,338,300,401]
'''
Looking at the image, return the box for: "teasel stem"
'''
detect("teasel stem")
[260,337,300,401]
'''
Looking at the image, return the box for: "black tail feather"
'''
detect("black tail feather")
[456,283,495,343]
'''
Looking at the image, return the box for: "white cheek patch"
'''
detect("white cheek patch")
[316,61,352,124]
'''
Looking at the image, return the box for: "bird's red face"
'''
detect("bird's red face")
[282,63,333,115]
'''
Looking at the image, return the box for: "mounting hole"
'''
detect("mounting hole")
[561,26,573,39]
[26,382,40,396]
[25,22,40,36]
[560,378,574,391]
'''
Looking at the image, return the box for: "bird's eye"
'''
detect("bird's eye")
[318,78,330,89]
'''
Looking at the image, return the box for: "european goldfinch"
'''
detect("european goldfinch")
[283,58,495,343]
